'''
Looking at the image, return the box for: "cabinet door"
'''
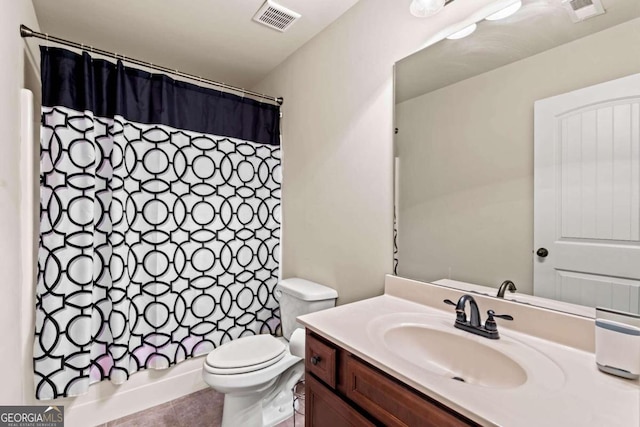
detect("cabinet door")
[306,374,374,427]
[344,355,475,427]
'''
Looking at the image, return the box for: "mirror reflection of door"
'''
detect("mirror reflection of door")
[534,73,640,313]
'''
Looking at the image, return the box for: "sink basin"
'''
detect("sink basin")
[367,312,565,391]
[383,324,527,389]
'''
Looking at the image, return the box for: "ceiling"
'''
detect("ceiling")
[396,0,640,103]
[32,0,359,90]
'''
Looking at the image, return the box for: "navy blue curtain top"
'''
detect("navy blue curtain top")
[41,47,280,146]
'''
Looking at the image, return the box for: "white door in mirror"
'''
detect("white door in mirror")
[534,72,640,314]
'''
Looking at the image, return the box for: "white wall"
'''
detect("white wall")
[253,0,501,305]
[396,18,640,294]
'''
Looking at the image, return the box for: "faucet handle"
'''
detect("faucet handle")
[487,310,513,320]
[485,309,513,333]
[443,299,467,323]
[486,310,514,321]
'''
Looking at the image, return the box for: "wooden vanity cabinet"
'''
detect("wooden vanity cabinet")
[305,330,479,427]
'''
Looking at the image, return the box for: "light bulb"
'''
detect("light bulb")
[446,23,477,40]
[410,0,446,18]
[485,0,522,21]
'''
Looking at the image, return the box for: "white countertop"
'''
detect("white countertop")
[298,294,640,427]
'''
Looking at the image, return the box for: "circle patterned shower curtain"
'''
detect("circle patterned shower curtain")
[34,47,282,399]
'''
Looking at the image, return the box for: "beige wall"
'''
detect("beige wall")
[396,18,640,294]
[254,0,501,304]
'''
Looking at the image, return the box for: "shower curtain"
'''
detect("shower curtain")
[34,47,282,399]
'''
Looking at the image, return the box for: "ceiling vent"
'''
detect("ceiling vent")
[253,0,301,32]
[562,0,605,23]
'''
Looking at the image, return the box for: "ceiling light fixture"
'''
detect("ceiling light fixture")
[410,0,446,18]
[485,0,522,21]
[446,23,477,40]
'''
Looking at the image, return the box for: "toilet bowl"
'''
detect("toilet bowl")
[203,333,305,427]
[202,278,338,427]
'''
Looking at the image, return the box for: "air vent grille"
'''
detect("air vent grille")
[569,0,594,10]
[562,0,605,22]
[253,1,301,32]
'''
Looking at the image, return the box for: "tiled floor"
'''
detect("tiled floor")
[99,387,304,427]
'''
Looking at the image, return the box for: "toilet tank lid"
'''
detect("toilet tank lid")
[278,278,338,301]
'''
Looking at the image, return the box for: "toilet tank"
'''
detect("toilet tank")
[277,278,338,340]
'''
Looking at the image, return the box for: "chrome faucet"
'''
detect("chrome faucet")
[444,294,513,339]
[496,280,517,298]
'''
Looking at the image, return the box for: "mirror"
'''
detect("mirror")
[394,0,640,316]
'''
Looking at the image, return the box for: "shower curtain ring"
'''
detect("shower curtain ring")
[45,33,49,50]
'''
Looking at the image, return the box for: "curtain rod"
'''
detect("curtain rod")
[19,25,284,106]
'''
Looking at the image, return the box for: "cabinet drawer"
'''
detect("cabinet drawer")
[344,355,475,427]
[306,331,337,389]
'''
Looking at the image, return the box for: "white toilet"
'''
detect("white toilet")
[202,278,338,427]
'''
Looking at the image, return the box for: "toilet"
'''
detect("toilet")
[202,278,338,427]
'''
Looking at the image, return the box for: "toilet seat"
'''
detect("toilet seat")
[204,334,287,375]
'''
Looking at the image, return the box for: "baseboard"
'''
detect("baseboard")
[60,357,208,427]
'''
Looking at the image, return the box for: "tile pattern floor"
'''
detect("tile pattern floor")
[98,387,305,427]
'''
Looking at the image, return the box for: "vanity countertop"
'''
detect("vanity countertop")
[298,292,640,426]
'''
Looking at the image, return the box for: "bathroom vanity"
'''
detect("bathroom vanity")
[298,275,640,426]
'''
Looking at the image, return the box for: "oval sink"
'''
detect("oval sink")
[383,324,527,389]
[367,312,566,391]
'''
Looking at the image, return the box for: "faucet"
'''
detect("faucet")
[444,294,513,339]
[496,280,517,298]
[450,294,482,327]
